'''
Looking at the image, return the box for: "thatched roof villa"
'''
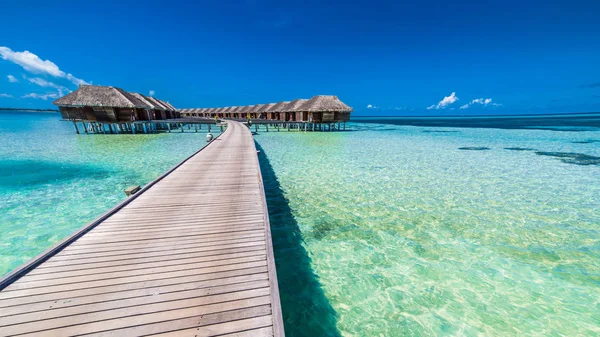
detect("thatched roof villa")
[53,85,181,122]
[266,101,290,121]
[280,99,308,122]
[255,103,275,119]
[177,95,352,123]
[298,95,352,123]
[54,85,151,122]
[130,92,167,120]
[238,105,253,119]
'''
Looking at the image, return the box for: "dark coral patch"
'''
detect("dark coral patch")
[459,147,491,151]
[571,140,600,144]
[423,130,460,133]
[504,147,536,151]
[535,151,600,166]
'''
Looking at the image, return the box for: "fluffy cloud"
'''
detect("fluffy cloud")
[427,92,459,110]
[22,93,59,100]
[0,46,89,86]
[0,93,13,98]
[459,98,500,109]
[7,75,18,83]
[149,90,155,96]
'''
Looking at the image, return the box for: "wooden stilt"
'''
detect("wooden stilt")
[72,121,80,134]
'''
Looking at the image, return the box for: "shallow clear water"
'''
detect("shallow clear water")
[1,112,599,336]
[0,112,218,276]
[256,122,600,336]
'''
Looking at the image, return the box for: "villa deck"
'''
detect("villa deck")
[0,121,284,336]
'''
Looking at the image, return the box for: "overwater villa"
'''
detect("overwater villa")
[55,87,351,133]
[54,85,179,122]
[179,95,352,124]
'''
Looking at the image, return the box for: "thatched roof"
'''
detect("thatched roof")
[53,85,150,108]
[229,106,243,113]
[239,106,253,115]
[156,99,176,111]
[247,104,265,113]
[257,103,275,113]
[214,107,227,114]
[145,96,168,111]
[130,93,163,110]
[161,100,178,111]
[298,95,352,112]
[266,101,290,113]
[281,99,308,112]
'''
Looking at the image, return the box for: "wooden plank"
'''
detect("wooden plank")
[28,246,267,275]
[2,260,268,296]
[0,121,284,336]
[3,297,272,336]
[15,255,267,287]
[2,290,271,335]
[0,280,270,327]
[0,273,269,316]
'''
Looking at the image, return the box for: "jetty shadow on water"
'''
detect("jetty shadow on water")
[256,142,342,337]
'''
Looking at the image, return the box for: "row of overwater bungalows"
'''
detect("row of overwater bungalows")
[53,85,180,122]
[179,95,352,123]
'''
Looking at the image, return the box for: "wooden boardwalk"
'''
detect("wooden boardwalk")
[0,121,284,336]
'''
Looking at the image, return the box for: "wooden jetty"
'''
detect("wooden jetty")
[0,121,284,337]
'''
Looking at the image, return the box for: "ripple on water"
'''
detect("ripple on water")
[256,123,600,336]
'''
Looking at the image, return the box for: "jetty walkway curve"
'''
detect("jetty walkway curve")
[0,121,284,336]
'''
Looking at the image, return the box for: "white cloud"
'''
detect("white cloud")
[367,104,373,109]
[0,93,13,98]
[459,97,501,109]
[0,46,89,86]
[28,77,64,89]
[149,90,155,96]
[428,92,459,110]
[7,75,18,83]
[22,93,59,100]
[27,77,69,97]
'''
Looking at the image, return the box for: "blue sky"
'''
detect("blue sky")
[1,0,599,115]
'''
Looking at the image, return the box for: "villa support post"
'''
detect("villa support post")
[72,121,80,134]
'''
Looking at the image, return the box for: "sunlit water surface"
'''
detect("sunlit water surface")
[1,112,599,336]
[255,119,600,336]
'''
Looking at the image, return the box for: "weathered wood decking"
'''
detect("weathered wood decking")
[0,121,284,336]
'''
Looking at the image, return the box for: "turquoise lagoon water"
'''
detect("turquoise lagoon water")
[0,112,219,276]
[1,112,600,336]
[255,119,600,336]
